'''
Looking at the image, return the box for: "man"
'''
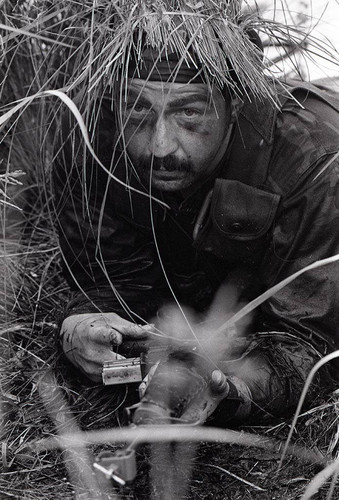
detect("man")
[53,0,339,424]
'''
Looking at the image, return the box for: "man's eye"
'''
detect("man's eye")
[133,104,146,113]
[128,103,150,114]
[180,108,201,117]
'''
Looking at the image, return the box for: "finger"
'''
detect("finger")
[115,323,155,339]
[105,351,126,361]
[109,329,123,347]
[210,370,229,394]
[87,321,124,346]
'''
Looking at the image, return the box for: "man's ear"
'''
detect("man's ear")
[230,98,243,123]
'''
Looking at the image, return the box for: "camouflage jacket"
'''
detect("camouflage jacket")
[53,79,339,421]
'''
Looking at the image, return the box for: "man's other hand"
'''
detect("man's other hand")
[60,313,153,382]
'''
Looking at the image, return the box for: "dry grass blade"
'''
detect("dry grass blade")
[300,460,339,500]
[216,254,339,335]
[38,371,110,500]
[32,424,325,465]
[204,463,266,491]
[280,351,339,468]
[0,22,72,48]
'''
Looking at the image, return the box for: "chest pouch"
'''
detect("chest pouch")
[193,179,280,263]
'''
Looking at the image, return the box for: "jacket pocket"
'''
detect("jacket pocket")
[194,179,281,262]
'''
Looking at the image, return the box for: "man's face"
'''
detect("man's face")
[121,79,231,192]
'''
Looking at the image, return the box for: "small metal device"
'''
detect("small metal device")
[102,357,143,385]
[94,448,137,486]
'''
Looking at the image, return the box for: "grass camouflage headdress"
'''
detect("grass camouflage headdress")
[59,0,271,102]
[80,0,268,99]
[2,1,339,112]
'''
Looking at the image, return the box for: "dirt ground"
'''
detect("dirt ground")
[1,313,339,500]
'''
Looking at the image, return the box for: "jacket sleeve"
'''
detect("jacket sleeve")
[52,104,165,321]
[261,96,339,352]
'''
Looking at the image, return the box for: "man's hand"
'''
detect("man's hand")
[180,370,252,424]
[60,313,153,382]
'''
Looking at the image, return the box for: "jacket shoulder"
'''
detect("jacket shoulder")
[266,80,339,195]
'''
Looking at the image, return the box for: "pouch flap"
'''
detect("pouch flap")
[211,179,280,240]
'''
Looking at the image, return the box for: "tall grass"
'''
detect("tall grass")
[1,1,339,499]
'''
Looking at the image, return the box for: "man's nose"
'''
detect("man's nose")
[149,117,177,158]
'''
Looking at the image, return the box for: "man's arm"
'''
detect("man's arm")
[223,102,339,423]
[52,106,163,380]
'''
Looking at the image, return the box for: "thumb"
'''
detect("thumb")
[117,323,155,339]
[210,370,230,395]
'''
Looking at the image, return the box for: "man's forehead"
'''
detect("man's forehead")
[126,78,219,101]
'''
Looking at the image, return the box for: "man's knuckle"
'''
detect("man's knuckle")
[88,323,105,335]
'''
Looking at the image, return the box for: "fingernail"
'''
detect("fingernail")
[140,324,155,330]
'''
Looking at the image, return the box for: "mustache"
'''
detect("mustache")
[136,155,193,173]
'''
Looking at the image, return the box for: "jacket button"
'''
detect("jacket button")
[231,222,242,231]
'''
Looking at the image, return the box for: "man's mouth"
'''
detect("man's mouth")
[137,155,193,173]
[151,159,178,172]
[153,160,174,172]
[150,168,186,179]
